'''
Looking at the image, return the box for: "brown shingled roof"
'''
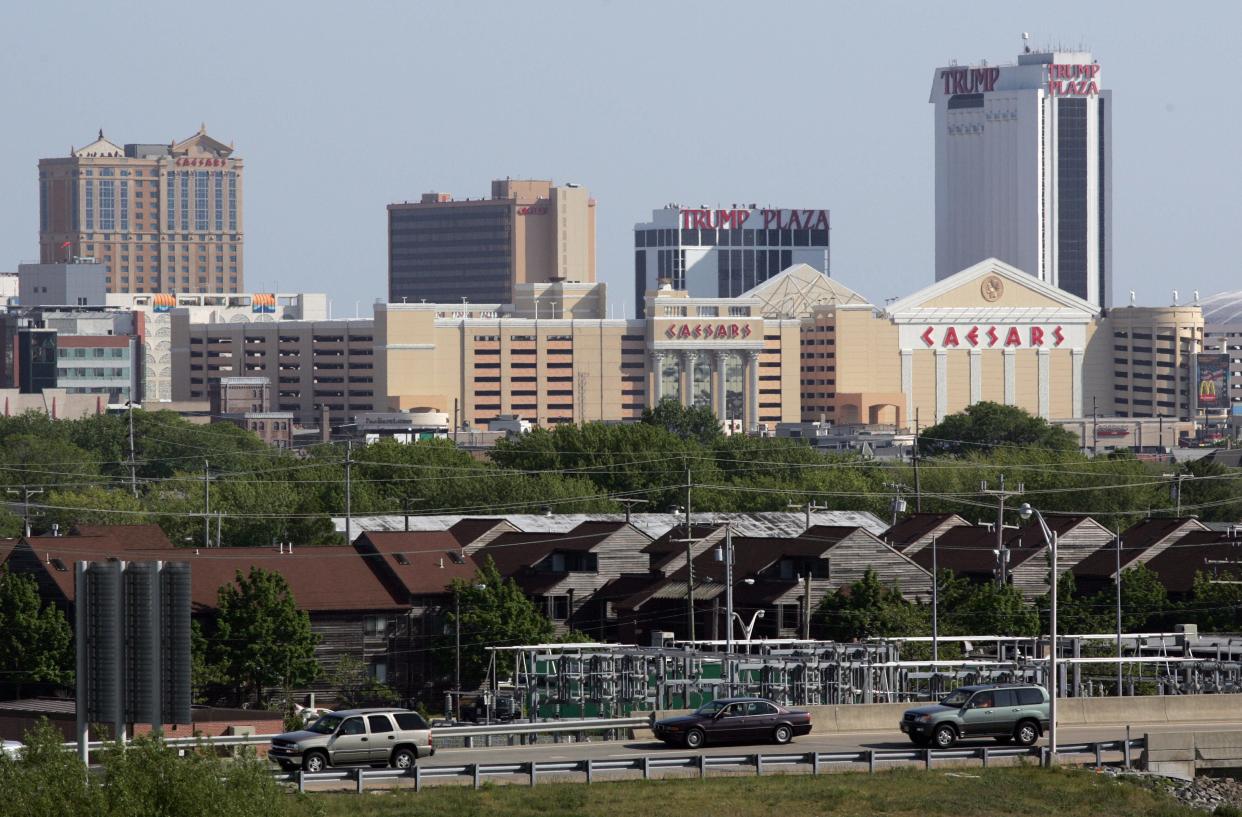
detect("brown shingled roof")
[880,513,968,550]
[1143,532,1242,593]
[354,531,480,597]
[13,540,404,614]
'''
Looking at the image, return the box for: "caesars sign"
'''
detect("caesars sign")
[662,322,754,341]
[917,325,1067,349]
[1196,353,1228,407]
[679,209,829,231]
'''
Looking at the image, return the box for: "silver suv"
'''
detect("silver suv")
[269,708,434,772]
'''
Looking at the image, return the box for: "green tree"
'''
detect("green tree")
[918,401,1080,458]
[0,568,73,698]
[328,654,398,709]
[814,568,928,640]
[1189,569,1242,631]
[640,398,722,445]
[1106,563,1171,632]
[439,558,556,691]
[1177,457,1242,521]
[942,577,1040,637]
[1036,571,1107,635]
[40,486,148,532]
[212,568,320,706]
[99,732,297,817]
[0,719,99,817]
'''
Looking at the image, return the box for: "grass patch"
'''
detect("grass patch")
[293,766,1199,817]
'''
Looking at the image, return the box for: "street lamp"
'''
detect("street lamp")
[733,606,765,653]
[1018,502,1057,763]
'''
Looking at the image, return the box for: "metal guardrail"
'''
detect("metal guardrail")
[64,716,650,752]
[274,736,1146,793]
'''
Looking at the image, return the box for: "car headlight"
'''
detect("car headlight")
[916,714,933,723]
[665,725,681,731]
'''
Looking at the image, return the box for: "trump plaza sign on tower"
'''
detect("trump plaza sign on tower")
[679,208,830,231]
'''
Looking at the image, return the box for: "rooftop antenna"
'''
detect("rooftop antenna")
[1023,32,1032,54]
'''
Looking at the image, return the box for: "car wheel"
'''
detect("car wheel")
[302,750,328,773]
[1014,720,1040,747]
[773,725,793,745]
[932,724,957,749]
[684,729,705,749]
[909,734,930,747]
[391,747,417,770]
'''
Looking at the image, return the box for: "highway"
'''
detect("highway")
[427,719,1242,767]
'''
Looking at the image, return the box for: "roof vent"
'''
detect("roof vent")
[394,553,410,566]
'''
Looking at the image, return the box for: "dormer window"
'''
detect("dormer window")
[543,551,598,573]
[768,556,830,580]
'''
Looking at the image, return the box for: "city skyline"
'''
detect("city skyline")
[1,1,1239,315]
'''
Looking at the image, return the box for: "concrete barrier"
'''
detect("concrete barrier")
[1143,730,1242,779]
[642,694,1242,739]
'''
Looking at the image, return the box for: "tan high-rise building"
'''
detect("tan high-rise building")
[387,179,595,305]
[38,126,244,294]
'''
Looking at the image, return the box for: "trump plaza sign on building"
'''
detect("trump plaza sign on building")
[678,208,830,231]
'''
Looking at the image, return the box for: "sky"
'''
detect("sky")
[2,0,1239,317]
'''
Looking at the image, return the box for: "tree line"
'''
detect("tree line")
[0,401,1236,547]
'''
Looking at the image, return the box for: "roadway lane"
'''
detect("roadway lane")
[429,720,1242,766]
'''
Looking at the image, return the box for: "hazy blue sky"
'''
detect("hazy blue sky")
[3,1,1239,316]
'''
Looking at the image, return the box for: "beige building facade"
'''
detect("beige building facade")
[387,179,595,306]
[376,279,804,431]
[39,127,244,294]
[807,259,1200,429]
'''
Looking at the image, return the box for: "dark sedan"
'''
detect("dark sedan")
[652,697,812,749]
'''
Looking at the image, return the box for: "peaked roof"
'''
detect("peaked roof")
[742,264,870,318]
[173,126,234,157]
[73,131,125,158]
[353,531,479,596]
[881,513,970,550]
[885,257,1102,317]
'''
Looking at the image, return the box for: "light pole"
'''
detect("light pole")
[1018,502,1057,764]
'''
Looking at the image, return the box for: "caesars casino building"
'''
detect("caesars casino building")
[377,259,1200,434]
[633,205,830,317]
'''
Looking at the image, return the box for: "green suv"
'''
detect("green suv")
[899,683,1049,749]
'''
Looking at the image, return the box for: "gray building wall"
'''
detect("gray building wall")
[173,316,375,426]
[18,262,106,307]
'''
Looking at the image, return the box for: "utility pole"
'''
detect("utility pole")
[402,495,423,532]
[802,572,812,640]
[7,486,43,537]
[202,459,211,549]
[127,400,138,498]
[913,407,922,512]
[1163,472,1191,517]
[883,482,910,528]
[982,476,1024,587]
[616,498,647,524]
[723,524,734,655]
[931,535,939,665]
[684,463,695,642]
[1115,526,1123,697]
[1092,396,1099,457]
[344,440,354,545]
[787,500,826,531]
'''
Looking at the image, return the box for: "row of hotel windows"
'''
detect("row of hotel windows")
[636,228,829,248]
[58,367,129,378]
[58,347,127,359]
